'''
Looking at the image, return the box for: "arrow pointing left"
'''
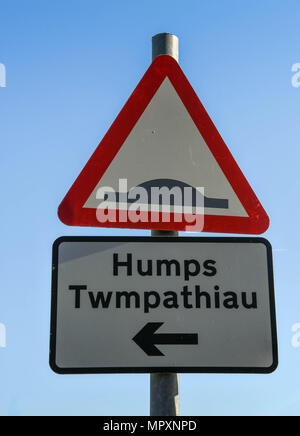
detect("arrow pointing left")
[132,322,198,356]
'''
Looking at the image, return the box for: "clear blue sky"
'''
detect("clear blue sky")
[0,0,300,416]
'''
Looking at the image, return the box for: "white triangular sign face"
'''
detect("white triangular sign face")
[58,55,269,234]
[84,78,247,218]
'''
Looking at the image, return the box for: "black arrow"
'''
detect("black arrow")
[132,322,198,356]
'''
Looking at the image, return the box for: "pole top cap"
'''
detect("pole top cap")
[152,33,179,62]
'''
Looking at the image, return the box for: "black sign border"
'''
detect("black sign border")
[50,236,278,374]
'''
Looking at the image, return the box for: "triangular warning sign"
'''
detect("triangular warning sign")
[58,55,269,234]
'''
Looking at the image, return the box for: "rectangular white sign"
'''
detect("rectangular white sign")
[50,237,277,373]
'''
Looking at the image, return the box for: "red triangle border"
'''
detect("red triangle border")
[58,55,269,235]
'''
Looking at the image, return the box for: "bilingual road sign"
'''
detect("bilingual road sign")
[50,236,278,374]
[58,55,269,234]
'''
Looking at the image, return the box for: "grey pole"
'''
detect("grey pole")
[150,33,180,417]
[152,33,179,62]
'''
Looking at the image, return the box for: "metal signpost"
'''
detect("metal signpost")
[150,33,179,416]
[51,33,278,417]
